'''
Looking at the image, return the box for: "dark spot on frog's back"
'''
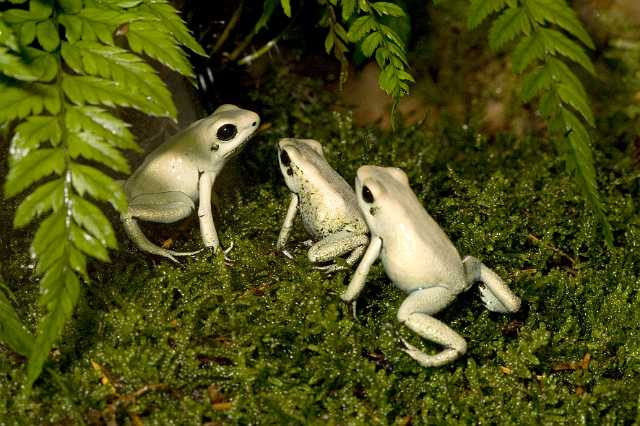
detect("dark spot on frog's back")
[280,149,291,167]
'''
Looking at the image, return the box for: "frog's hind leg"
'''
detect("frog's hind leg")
[308,230,369,273]
[462,256,521,313]
[397,286,467,367]
[122,192,201,263]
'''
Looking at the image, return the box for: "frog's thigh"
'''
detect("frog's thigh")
[128,192,195,224]
[397,286,467,367]
[307,231,369,263]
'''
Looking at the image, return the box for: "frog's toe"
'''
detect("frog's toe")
[281,249,294,260]
[313,263,347,274]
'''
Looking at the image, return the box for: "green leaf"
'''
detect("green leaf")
[523,0,594,49]
[511,31,545,73]
[32,209,66,262]
[557,82,594,126]
[361,31,382,57]
[58,13,82,43]
[0,20,19,51]
[468,0,509,29]
[488,6,531,51]
[18,20,37,45]
[29,0,54,20]
[521,65,553,102]
[27,259,80,388]
[70,222,110,261]
[0,47,43,81]
[70,195,117,249]
[347,16,376,42]
[69,162,127,213]
[280,0,291,17]
[539,28,594,74]
[139,1,206,56]
[58,0,83,13]
[36,19,60,52]
[126,21,193,78]
[23,47,57,82]
[4,148,65,198]
[10,115,62,162]
[61,74,172,118]
[61,41,176,118]
[75,8,130,45]
[371,2,405,17]
[0,82,60,122]
[342,0,356,20]
[0,283,35,357]
[68,130,130,173]
[2,9,39,24]
[14,178,64,228]
[324,30,334,54]
[65,105,139,151]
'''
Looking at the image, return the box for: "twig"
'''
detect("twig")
[527,234,577,266]
[213,1,244,54]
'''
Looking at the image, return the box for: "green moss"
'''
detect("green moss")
[1,70,639,424]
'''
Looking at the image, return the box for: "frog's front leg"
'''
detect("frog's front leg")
[122,192,202,262]
[462,256,521,313]
[197,171,220,251]
[308,230,369,273]
[341,236,382,302]
[397,286,467,367]
[276,193,299,258]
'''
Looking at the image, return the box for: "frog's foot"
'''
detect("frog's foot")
[308,231,369,274]
[397,287,467,367]
[223,242,234,264]
[281,249,294,260]
[462,256,521,313]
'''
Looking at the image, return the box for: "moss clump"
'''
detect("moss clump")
[1,70,639,424]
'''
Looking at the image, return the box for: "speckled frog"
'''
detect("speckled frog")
[342,165,521,367]
[121,105,260,262]
[276,138,369,273]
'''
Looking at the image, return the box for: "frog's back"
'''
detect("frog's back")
[125,124,205,199]
[299,155,367,236]
[380,186,465,292]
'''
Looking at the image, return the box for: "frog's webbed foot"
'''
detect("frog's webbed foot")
[462,256,521,313]
[397,287,467,367]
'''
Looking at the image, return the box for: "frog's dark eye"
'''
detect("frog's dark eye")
[362,186,374,203]
[217,124,237,141]
[280,150,291,167]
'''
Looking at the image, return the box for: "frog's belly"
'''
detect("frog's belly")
[381,246,465,293]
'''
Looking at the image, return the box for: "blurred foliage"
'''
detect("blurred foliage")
[0,67,639,423]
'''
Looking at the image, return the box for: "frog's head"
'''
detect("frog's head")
[204,104,260,160]
[277,138,325,193]
[355,165,412,234]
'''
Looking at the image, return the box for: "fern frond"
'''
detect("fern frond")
[471,0,612,245]
[0,0,203,388]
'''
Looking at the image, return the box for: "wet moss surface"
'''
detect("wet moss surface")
[1,71,640,425]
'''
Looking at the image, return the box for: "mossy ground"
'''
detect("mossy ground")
[1,69,640,425]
